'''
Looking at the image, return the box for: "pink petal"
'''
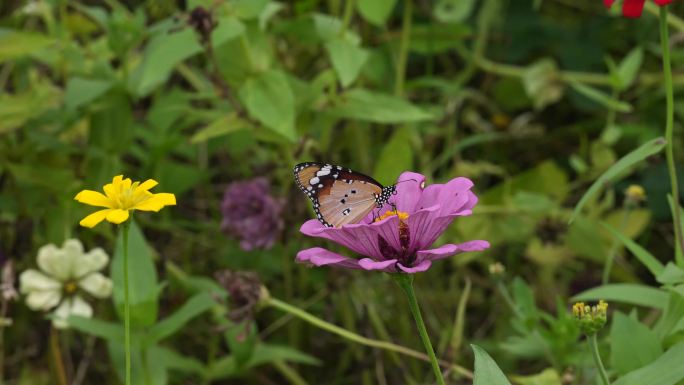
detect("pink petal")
[654,0,672,4]
[296,248,363,270]
[300,218,394,260]
[373,215,403,252]
[391,172,426,213]
[416,240,490,262]
[622,0,646,17]
[604,0,616,7]
[358,258,398,271]
[397,260,432,273]
[416,177,474,216]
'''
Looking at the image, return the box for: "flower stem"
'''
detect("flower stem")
[50,326,68,385]
[394,274,447,385]
[588,334,611,385]
[660,6,684,259]
[602,207,633,284]
[265,297,472,379]
[122,222,132,385]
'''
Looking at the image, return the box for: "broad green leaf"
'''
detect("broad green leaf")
[481,160,570,204]
[510,368,562,385]
[153,346,205,374]
[434,0,476,23]
[146,293,217,344]
[246,344,321,367]
[224,321,258,367]
[654,291,684,339]
[601,222,665,278]
[572,284,668,309]
[211,16,245,46]
[522,59,564,110]
[67,316,123,341]
[111,220,160,327]
[0,85,61,134]
[239,69,296,141]
[373,126,414,185]
[128,29,202,96]
[107,339,167,385]
[325,37,368,87]
[0,29,54,63]
[327,89,434,123]
[409,23,471,54]
[190,114,250,144]
[357,0,397,26]
[610,312,662,375]
[471,345,512,385]
[657,263,684,285]
[569,81,632,112]
[570,137,666,223]
[312,14,361,45]
[616,47,643,91]
[614,342,684,385]
[64,77,114,110]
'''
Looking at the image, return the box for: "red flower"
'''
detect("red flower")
[604,0,673,18]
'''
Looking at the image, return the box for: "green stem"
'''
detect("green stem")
[394,274,446,385]
[496,281,523,319]
[122,222,131,385]
[50,326,68,385]
[660,6,684,259]
[588,334,611,385]
[394,0,413,96]
[266,297,472,379]
[340,0,355,35]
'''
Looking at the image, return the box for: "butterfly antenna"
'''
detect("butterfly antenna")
[393,178,418,185]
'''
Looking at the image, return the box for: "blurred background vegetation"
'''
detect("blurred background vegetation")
[1,0,683,384]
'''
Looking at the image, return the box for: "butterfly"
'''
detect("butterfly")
[294,162,397,228]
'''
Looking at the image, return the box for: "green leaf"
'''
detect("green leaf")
[246,344,321,368]
[569,81,632,112]
[66,316,123,341]
[657,263,684,285]
[610,312,663,375]
[510,368,562,385]
[328,89,434,123]
[128,29,203,96]
[357,0,397,26]
[111,220,160,327]
[0,29,54,63]
[616,47,643,91]
[152,346,205,374]
[190,113,250,144]
[572,284,668,309]
[409,23,471,54]
[471,345,512,385]
[239,69,296,141]
[373,126,414,185]
[434,0,476,23]
[64,77,114,110]
[654,291,684,339]
[601,222,665,278]
[325,37,368,87]
[522,59,564,110]
[614,342,684,385]
[146,293,217,344]
[570,137,666,223]
[0,84,61,134]
[224,321,258,367]
[211,17,245,47]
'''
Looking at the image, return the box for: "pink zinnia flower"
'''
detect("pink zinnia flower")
[604,0,673,18]
[296,172,490,273]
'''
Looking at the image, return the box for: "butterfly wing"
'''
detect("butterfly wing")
[294,162,384,227]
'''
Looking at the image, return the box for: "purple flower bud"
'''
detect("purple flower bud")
[220,178,284,251]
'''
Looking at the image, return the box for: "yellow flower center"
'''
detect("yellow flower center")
[375,210,409,222]
[114,181,147,210]
[64,281,78,295]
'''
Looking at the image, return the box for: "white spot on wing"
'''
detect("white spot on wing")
[309,177,320,185]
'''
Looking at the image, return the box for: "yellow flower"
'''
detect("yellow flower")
[75,175,176,228]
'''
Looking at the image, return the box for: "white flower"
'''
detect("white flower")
[19,239,112,329]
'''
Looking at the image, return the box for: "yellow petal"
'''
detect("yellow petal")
[136,179,158,193]
[103,182,118,202]
[74,190,112,208]
[112,175,124,184]
[134,193,176,212]
[105,209,130,224]
[79,209,112,228]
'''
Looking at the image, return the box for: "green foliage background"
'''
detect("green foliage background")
[1,0,684,384]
